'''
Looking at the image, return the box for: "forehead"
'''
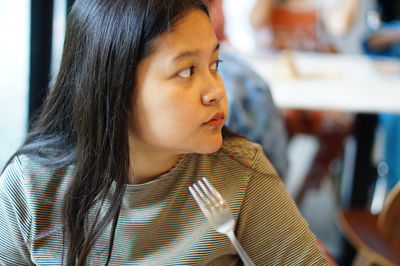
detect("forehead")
[150,9,218,57]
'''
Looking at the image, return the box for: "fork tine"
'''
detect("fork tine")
[202,177,224,203]
[198,179,219,207]
[188,186,208,212]
[193,183,208,204]
[190,183,212,212]
[189,177,255,266]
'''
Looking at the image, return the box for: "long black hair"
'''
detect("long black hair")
[16,0,209,264]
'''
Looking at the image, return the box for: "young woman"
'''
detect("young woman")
[0,0,328,264]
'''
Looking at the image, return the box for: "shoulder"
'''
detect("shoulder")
[1,156,25,196]
[221,134,262,157]
[1,154,72,201]
[185,134,276,184]
[219,135,278,177]
[3,154,68,180]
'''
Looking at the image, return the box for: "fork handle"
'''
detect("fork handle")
[226,230,255,266]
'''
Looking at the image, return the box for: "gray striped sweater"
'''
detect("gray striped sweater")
[0,136,327,265]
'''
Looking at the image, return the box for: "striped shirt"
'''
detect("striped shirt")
[0,136,327,265]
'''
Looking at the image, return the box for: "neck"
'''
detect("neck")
[128,146,182,185]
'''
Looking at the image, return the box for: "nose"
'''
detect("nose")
[201,74,225,106]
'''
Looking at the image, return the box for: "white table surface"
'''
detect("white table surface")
[240,51,400,114]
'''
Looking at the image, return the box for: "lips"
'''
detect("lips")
[204,112,225,126]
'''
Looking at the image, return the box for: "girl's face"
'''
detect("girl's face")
[130,9,228,156]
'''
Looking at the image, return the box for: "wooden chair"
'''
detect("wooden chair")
[338,182,400,266]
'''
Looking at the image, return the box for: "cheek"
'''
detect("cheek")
[136,87,200,135]
[156,98,200,131]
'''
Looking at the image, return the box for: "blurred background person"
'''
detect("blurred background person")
[364,0,400,58]
[363,0,400,192]
[209,0,289,179]
[208,1,339,262]
[248,0,357,203]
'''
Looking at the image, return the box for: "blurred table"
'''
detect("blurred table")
[240,50,400,208]
[240,51,400,114]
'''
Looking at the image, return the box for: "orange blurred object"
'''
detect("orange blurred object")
[269,5,318,51]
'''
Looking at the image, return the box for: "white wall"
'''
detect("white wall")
[0,1,29,169]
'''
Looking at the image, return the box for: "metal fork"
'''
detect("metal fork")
[188,177,255,266]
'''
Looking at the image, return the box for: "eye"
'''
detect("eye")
[210,59,223,72]
[177,66,195,78]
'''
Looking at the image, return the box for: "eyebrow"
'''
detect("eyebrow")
[172,43,220,62]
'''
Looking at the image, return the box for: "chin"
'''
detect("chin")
[198,137,223,154]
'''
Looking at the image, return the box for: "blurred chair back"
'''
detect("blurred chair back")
[338,182,400,266]
[377,182,400,250]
